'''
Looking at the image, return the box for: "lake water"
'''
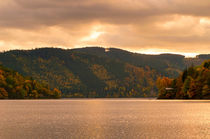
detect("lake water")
[0,99,209,139]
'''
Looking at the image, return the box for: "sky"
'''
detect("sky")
[0,0,210,57]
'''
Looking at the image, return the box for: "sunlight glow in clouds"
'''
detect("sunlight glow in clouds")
[81,31,104,42]
[200,18,210,26]
[81,25,105,42]
[0,41,4,46]
[0,0,210,56]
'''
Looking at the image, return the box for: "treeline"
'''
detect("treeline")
[157,60,210,99]
[0,65,61,99]
[72,47,186,77]
[0,47,209,98]
[0,48,159,97]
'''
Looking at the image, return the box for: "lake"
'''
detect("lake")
[0,99,209,139]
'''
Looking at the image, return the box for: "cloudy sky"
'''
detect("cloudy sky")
[0,0,210,57]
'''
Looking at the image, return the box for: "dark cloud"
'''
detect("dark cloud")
[0,0,210,56]
[1,0,209,28]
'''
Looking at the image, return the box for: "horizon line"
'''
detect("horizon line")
[0,46,209,58]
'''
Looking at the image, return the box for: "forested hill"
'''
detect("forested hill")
[0,47,209,98]
[157,60,210,99]
[72,47,185,77]
[0,48,159,97]
[0,65,61,99]
[72,47,210,77]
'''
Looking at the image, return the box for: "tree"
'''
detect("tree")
[0,88,8,99]
[203,61,210,69]
[53,88,62,98]
[181,77,191,98]
[157,77,173,99]
[0,65,62,99]
[157,60,210,99]
[202,85,210,97]
[187,79,197,98]
[30,90,39,99]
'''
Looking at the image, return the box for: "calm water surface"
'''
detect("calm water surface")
[0,99,209,139]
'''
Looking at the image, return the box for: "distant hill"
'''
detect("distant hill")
[184,54,210,68]
[72,47,185,77]
[197,54,210,59]
[72,47,209,77]
[0,65,61,99]
[0,47,209,98]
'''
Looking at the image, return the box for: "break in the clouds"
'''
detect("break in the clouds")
[0,0,210,56]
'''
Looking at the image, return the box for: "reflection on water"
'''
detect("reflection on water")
[0,99,209,139]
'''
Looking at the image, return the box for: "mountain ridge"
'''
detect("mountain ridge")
[0,47,209,97]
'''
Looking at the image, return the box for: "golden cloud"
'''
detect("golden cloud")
[0,0,210,55]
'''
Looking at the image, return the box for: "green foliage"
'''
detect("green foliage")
[157,60,210,99]
[0,65,61,99]
[182,77,191,98]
